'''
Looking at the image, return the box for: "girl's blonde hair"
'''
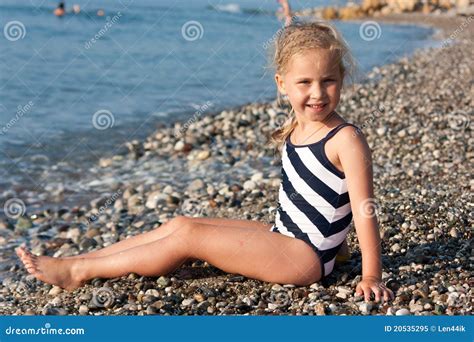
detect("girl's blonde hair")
[269,21,356,153]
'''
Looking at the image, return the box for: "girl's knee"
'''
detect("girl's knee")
[169,217,196,240]
[164,215,191,234]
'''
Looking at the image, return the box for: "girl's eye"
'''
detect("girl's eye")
[324,79,335,83]
[298,80,310,84]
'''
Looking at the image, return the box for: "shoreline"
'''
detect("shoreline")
[0,17,438,212]
[0,12,472,315]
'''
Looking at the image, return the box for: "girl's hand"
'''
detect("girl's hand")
[355,276,394,303]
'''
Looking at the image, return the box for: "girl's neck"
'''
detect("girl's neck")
[296,111,338,133]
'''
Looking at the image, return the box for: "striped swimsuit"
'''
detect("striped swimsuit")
[270,122,358,279]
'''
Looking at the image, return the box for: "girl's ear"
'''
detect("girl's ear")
[274,73,286,95]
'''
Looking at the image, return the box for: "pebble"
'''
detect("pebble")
[391,243,401,252]
[243,180,256,191]
[42,307,68,315]
[358,302,373,315]
[78,305,89,315]
[157,276,171,287]
[181,298,195,307]
[145,191,168,209]
[48,286,63,296]
[14,217,33,233]
[251,172,264,183]
[187,179,205,192]
[145,289,160,297]
[449,228,458,238]
[314,303,326,315]
[395,308,410,316]
[376,126,387,136]
[196,150,211,160]
[267,303,278,310]
[271,284,284,292]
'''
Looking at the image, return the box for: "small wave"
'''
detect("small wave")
[210,3,242,14]
[207,4,271,16]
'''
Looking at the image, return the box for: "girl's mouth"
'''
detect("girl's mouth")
[306,103,327,112]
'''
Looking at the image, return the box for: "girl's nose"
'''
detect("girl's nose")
[310,83,324,99]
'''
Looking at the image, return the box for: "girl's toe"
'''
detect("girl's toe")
[15,247,25,258]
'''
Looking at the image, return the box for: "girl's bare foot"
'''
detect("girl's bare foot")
[15,246,86,291]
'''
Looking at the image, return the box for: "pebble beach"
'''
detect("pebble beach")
[0,12,472,316]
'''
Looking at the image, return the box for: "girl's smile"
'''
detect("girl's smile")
[306,102,328,113]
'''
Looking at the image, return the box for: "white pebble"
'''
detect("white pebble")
[395,308,410,316]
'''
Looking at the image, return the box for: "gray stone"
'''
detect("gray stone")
[187,179,205,192]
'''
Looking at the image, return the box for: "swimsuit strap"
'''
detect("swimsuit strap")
[323,123,359,142]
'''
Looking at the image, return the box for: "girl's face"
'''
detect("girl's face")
[275,48,342,125]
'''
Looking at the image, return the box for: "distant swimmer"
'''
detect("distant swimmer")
[54,2,66,17]
[97,9,105,16]
[277,0,292,26]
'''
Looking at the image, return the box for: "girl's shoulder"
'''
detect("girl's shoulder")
[325,120,362,142]
[326,120,367,155]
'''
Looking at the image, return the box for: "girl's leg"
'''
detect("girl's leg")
[16,219,321,290]
[67,216,273,260]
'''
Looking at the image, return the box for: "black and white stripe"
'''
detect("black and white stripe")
[270,124,355,278]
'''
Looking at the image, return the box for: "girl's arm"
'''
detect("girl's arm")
[337,126,394,303]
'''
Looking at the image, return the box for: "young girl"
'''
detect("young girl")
[16,22,393,303]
